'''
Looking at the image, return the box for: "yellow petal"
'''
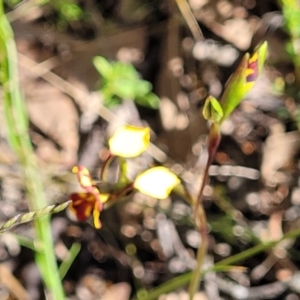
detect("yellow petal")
[93,201,101,229]
[108,125,150,158]
[134,167,180,199]
[100,193,110,203]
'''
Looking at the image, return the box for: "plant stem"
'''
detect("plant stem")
[99,152,113,181]
[0,3,65,299]
[173,184,208,299]
[188,123,221,299]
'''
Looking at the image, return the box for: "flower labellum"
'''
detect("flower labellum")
[68,192,102,229]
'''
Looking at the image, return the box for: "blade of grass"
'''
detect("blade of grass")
[0,2,65,299]
[59,242,81,280]
[14,235,39,253]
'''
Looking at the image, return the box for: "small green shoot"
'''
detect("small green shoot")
[49,0,84,24]
[93,56,160,109]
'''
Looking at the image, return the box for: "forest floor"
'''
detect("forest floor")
[1,1,300,299]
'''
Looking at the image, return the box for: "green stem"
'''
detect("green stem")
[0,3,65,299]
[173,184,208,299]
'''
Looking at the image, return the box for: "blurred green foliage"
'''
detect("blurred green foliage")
[4,0,85,28]
[4,0,21,8]
[281,0,300,74]
[50,0,84,23]
[93,56,160,109]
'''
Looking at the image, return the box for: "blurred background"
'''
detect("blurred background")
[1,0,300,299]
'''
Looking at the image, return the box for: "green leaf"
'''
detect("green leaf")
[112,61,138,80]
[101,86,111,102]
[60,2,83,21]
[93,56,113,79]
[134,80,152,96]
[202,96,223,123]
[94,56,160,109]
[135,93,160,109]
[112,79,138,99]
[103,96,122,107]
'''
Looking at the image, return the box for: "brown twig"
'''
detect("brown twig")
[175,0,204,41]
